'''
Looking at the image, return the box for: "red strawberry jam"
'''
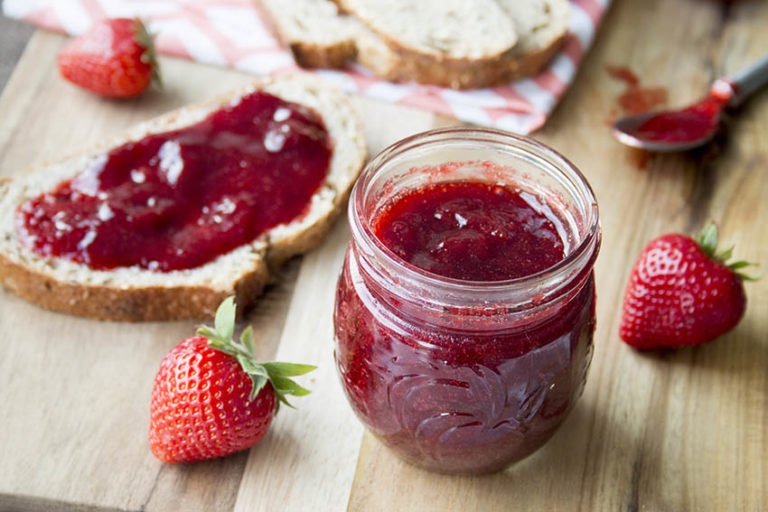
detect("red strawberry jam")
[334,132,600,474]
[624,97,722,144]
[373,182,565,281]
[16,91,332,271]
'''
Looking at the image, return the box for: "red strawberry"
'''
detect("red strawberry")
[620,223,756,349]
[58,18,160,98]
[149,297,315,463]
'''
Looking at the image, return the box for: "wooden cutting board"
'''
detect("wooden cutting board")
[1,0,766,510]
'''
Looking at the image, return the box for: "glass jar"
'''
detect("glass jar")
[333,128,600,474]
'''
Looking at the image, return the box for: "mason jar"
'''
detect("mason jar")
[333,127,600,474]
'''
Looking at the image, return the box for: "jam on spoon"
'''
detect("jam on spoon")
[612,53,768,152]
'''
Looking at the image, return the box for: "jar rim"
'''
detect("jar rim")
[348,127,600,307]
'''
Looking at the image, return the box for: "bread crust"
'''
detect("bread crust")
[0,254,268,321]
[355,35,565,90]
[265,186,350,269]
[514,34,566,79]
[290,40,357,69]
[0,75,366,322]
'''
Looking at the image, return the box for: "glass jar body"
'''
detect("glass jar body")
[332,128,600,474]
[334,245,595,474]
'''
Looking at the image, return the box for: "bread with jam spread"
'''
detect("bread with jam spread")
[257,0,569,89]
[0,74,366,321]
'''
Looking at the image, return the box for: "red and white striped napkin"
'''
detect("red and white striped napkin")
[2,0,609,133]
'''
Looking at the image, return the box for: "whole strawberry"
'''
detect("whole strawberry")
[149,297,315,463]
[620,223,755,349]
[58,18,160,98]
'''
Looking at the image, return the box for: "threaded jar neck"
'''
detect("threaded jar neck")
[348,127,600,332]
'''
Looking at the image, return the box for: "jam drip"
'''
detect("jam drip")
[17,91,332,271]
[372,182,566,281]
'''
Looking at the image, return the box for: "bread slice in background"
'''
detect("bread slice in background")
[257,0,358,68]
[258,0,400,79]
[258,0,569,90]
[0,74,366,322]
[366,0,570,88]
[332,0,523,89]
[497,0,570,78]
[333,0,518,61]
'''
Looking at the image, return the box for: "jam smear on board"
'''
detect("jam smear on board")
[606,65,668,116]
[17,91,332,271]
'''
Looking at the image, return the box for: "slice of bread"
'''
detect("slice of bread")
[497,0,570,78]
[333,0,518,61]
[257,0,358,68]
[258,0,569,89]
[0,74,366,322]
[369,0,570,88]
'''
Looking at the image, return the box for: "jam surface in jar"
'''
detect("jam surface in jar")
[17,91,332,271]
[335,171,596,474]
[373,181,566,281]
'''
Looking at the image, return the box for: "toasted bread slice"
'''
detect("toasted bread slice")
[258,0,569,89]
[0,74,366,321]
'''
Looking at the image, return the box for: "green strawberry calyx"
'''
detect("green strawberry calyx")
[697,222,759,281]
[197,297,316,411]
[133,18,162,87]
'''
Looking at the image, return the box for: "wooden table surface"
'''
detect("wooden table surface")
[1,0,766,510]
[0,16,33,89]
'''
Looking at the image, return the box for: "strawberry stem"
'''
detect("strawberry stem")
[696,222,719,258]
[197,297,316,411]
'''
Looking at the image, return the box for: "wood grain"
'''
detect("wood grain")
[0,0,767,509]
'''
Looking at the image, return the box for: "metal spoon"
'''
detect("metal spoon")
[612,53,768,152]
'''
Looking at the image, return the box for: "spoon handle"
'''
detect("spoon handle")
[727,52,768,107]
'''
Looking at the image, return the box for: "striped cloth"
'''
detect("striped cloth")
[2,0,609,134]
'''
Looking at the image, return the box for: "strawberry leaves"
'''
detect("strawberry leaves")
[133,18,161,87]
[197,297,316,410]
[696,222,759,281]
